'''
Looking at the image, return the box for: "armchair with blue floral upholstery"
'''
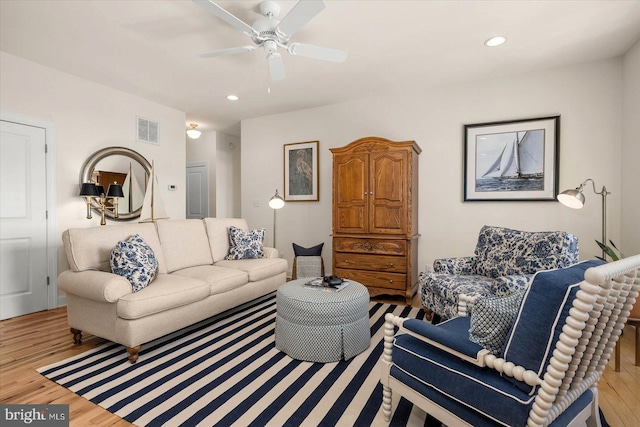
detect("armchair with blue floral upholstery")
[420,225,579,320]
[380,255,640,426]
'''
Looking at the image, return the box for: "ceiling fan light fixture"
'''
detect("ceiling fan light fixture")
[226,94,239,101]
[484,35,507,47]
[186,123,202,139]
[194,0,346,82]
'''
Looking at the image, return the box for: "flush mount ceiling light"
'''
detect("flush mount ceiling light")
[186,123,202,139]
[484,35,506,47]
[226,94,239,101]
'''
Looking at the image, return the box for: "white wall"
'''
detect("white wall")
[186,130,216,216]
[242,58,626,274]
[216,132,241,218]
[0,52,187,278]
[185,130,241,218]
[621,40,640,256]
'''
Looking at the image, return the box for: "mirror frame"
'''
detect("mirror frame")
[80,146,152,221]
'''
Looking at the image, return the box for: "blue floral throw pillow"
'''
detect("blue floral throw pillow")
[226,226,266,260]
[110,234,159,292]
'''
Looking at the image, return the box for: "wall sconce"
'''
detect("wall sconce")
[187,123,202,139]
[80,182,124,226]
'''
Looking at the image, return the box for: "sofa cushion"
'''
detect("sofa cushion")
[420,273,495,320]
[117,274,210,320]
[203,218,249,262]
[492,275,532,296]
[63,223,167,274]
[469,290,525,355]
[171,265,249,296]
[215,257,287,282]
[474,226,576,278]
[226,226,266,260]
[109,234,159,292]
[156,219,213,273]
[501,259,604,394]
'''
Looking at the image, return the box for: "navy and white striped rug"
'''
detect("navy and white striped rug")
[38,293,442,427]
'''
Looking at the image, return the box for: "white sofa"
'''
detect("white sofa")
[59,218,287,363]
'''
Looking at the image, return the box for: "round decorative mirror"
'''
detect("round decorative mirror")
[80,147,151,221]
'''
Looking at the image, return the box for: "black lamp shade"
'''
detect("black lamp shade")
[80,182,99,197]
[96,185,106,196]
[107,183,124,198]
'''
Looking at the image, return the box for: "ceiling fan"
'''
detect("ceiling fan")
[194,0,347,81]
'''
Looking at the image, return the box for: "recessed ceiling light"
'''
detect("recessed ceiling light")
[484,36,506,47]
[226,94,239,101]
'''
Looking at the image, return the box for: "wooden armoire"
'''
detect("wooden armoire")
[330,136,421,304]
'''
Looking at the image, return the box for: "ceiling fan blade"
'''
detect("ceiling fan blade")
[276,0,325,38]
[193,0,258,37]
[198,46,256,58]
[288,43,347,63]
[267,53,286,81]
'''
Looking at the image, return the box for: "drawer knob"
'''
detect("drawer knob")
[389,263,394,267]
[389,280,393,283]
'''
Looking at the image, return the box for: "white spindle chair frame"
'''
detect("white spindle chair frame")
[380,255,640,427]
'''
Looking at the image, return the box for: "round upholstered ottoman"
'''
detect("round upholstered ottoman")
[275,278,371,362]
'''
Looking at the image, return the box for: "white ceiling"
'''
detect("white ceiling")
[2,1,640,136]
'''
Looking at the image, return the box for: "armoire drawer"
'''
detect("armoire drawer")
[334,268,406,290]
[334,252,406,273]
[333,237,406,256]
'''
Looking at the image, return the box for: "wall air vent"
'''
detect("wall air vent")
[136,116,159,145]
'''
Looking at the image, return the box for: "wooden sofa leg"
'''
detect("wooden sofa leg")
[70,328,82,345]
[127,346,141,364]
[423,308,433,322]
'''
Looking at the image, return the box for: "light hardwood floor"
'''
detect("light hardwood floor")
[1,303,639,426]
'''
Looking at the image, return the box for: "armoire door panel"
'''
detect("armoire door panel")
[336,206,366,233]
[333,153,368,233]
[371,154,405,202]
[372,207,403,233]
[335,155,367,204]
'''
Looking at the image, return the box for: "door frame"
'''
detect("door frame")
[1,111,58,310]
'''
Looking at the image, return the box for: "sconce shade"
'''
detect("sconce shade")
[269,189,285,209]
[187,123,202,139]
[80,182,99,197]
[107,183,124,198]
[557,188,586,209]
[96,185,106,196]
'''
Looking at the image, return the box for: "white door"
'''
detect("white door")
[0,120,48,320]
[186,163,209,219]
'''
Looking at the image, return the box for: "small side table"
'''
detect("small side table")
[275,278,370,362]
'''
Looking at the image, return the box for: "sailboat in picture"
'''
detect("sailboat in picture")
[139,160,169,223]
[477,130,544,192]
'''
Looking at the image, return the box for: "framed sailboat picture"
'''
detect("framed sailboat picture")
[464,116,560,201]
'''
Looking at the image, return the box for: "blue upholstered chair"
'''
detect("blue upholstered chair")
[420,225,579,320]
[380,255,640,426]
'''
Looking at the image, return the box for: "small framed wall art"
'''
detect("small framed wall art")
[284,140,319,201]
[464,115,560,201]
